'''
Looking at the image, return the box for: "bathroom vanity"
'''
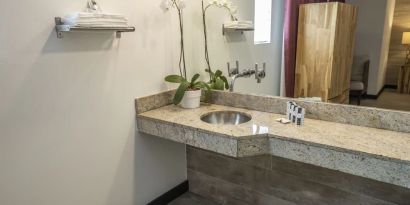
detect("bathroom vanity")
[136,90,410,204]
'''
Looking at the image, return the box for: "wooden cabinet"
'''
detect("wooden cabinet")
[294,2,357,103]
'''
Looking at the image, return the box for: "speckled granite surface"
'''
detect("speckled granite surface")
[137,104,410,188]
[135,90,410,133]
[135,90,175,114]
[209,91,410,133]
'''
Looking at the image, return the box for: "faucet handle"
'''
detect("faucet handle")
[227,60,239,77]
[255,63,266,83]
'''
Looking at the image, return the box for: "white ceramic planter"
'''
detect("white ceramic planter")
[180,89,201,109]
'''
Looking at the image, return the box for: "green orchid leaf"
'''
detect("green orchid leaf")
[193,82,202,89]
[214,78,224,90]
[215,70,222,78]
[196,82,211,91]
[190,74,200,85]
[173,81,190,105]
[220,76,230,89]
[165,75,186,83]
[210,80,218,90]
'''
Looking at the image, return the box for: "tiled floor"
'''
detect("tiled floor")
[169,192,219,205]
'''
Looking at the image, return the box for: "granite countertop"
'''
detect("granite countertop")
[137,103,410,188]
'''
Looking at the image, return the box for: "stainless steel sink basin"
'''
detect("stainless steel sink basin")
[200,111,252,125]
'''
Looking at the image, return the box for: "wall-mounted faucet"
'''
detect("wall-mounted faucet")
[255,63,266,83]
[227,61,266,92]
[227,61,240,77]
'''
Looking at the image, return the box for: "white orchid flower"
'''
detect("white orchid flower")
[160,0,187,11]
[178,0,186,9]
[209,0,225,7]
[160,0,172,11]
[204,0,238,19]
[229,6,238,15]
[209,0,218,5]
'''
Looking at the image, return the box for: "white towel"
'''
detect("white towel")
[63,12,128,27]
[224,20,253,29]
[64,18,128,25]
[75,23,128,27]
[64,21,128,28]
[65,12,127,20]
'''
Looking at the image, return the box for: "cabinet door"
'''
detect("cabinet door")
[294,3,338,101]
[294,2,357,102]
[329,3,357,99]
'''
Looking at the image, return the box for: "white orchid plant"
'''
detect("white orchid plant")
[161,0,213,104]
[159,0,237,93]
[205,0,238,21]
[161,0,187,79]
[161,0,186,12]
[202,0,238,90]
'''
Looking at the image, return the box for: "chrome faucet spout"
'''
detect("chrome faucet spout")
[229,75,239,92]
[229,71,252,92]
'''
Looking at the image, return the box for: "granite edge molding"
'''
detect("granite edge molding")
[136,116,410,188]
[135,89,410,133]
[137,116,238,157]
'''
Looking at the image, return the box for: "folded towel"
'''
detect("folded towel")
[64,21,128,28]
[224,21,253,29]
[225,25,254,29]
[65,12,127,20]
[63,12,128,28]
[64,18,128,25]
[75,24,128,28]
[224,20,253,26]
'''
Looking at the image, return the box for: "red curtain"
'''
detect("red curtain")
[283,0,345,97]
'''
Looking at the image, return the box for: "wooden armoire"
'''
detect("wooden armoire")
[294,2,357,104]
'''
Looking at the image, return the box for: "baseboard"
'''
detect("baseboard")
[365,88,384,99]
[147,181,189,205]
[365,94,380,100]
[384,84,398,89]
[365,84,398,99]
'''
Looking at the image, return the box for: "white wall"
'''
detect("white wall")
[185,0,285,96]
[0,1,187,205]
[347,0,395,95]
[0,1,285,204]
[380,0,396,87]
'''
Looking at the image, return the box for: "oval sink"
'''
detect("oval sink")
[200,111,252,125]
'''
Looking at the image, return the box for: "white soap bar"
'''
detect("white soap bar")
[276,118,291,124]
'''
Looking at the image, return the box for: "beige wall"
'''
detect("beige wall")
[347,0,395,95]
[380,0,396,89]
[386,0,410,85]
[0,1,189,205]
[0,0,285,204]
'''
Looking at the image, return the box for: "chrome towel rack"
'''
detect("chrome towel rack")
[54,17,135,39]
